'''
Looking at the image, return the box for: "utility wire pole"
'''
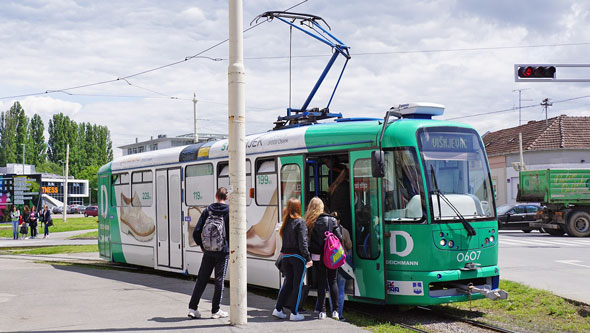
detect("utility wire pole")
[541,98,552,128]
[228,0,247,326]
[512,88,530,126]
[193,92,198,144]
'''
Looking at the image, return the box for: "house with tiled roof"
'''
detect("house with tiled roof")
[482,114,590,206]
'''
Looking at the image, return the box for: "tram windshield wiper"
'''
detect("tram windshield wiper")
[429,165,476,236]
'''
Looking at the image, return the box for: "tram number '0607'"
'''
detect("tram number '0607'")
[456,251,481,262]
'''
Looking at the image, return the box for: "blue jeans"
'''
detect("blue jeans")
[44,223,49,236]
[12,220,19,239]
[337,272,345,318]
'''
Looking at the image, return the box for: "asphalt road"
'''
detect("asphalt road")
[498,230,590,304]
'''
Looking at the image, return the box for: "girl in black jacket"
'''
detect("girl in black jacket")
[305,197,342,320]
[273,198,312,321]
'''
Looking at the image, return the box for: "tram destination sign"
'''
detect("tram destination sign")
[420,133,474,152]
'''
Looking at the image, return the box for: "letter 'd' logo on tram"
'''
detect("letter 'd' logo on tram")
[100,185,108,218]
[389,231,414,257]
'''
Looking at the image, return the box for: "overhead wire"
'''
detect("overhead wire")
[445,94,590,120]
[0,0,311,101]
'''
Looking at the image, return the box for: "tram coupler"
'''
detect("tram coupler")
[450,283,509,301]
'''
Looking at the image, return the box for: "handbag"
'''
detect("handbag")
[47,219,54,227]
[274,254,284,271]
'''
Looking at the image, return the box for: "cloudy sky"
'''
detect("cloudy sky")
[1,0,589,158]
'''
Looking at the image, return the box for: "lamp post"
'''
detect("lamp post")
[58,160,65,219]
[21,143,25,174]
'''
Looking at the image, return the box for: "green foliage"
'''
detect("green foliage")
[28,114,46,165]
[440,280,590,332]
[0,104,113,189]
[0,101,28,166]
[77,165,100,203]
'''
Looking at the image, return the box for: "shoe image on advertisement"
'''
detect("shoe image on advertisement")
[246,190,278,257]
[120,192,155,242]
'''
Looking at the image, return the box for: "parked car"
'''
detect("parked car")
[84,206,98,217]
[52,206,63,214]
[78,205,87,213]
[67,204,82,214]
[497,204,542,232]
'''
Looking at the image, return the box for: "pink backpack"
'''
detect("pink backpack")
[323,231,346,269]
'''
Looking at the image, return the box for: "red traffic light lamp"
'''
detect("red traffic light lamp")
[517,66,556,78]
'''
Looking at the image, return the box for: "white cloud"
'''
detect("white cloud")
[0,0,589,160]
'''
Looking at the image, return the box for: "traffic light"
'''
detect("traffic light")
[517,66,556,79]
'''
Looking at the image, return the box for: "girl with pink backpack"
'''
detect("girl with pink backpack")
[305,197,343,320]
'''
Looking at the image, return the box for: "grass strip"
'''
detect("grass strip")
[436,280,590,332]
[0,244,98,255]
[68,231,98,239]
[0,217,97,238]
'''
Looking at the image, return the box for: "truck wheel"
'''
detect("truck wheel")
[545,226,565,236]
[566,211,590,237]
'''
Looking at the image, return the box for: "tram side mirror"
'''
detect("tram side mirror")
[371,151,385,178]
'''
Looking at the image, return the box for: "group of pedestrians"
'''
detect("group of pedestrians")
[10,204,52,240]
[185,187,352,323]
[273,197,352,321]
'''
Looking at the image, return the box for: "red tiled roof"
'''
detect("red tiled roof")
[482,115,590,156]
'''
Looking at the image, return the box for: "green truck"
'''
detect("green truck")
[517,169,590,237]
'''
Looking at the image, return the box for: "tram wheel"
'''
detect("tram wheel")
[566,211,590,237]
[521,229,531,233]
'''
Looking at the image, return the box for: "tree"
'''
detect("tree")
[0,102,28,166]
[77,164,100,204]
[28,114,46,165]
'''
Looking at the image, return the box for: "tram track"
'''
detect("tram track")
[347,302,517,333]
[416,306,519,333]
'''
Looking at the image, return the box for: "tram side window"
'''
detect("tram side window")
[383,148,425,223]
[131,171,153,207]
[353,159,380,260]
[186,164,214,206]
[255,158,278,206]
[111,173,130,207]
[280,164,301,209]
[217,160,252,206]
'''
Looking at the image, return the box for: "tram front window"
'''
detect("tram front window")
[382,148,425,223]
[418,128,494,221]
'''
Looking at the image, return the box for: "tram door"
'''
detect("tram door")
[350,150,385,300]
[156,168,183,269]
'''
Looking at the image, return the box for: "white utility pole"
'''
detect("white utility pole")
[193,92,199,143]
[63,144,69,223]
[228,0,247,326]
[21,143,25,174]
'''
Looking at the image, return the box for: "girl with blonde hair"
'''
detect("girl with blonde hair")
[305,197,343,320]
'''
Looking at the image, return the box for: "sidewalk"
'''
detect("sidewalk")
[0,228,97,248]
[0,255,367,332]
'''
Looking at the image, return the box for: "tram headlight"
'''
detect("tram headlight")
[490,235,495,243]
[439,232,444,237]
[448,240,454,248]
[440,239,447,246]
[485,237,489,245]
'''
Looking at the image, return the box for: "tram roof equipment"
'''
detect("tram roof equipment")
[253,11,350,130]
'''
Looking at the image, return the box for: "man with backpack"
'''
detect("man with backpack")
[188,187,230,320]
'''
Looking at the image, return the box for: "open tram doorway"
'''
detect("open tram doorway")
[304,153,355,300]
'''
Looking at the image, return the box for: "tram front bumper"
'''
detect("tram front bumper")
[386,265,505,305]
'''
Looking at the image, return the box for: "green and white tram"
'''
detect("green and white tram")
[98,103,507,306]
